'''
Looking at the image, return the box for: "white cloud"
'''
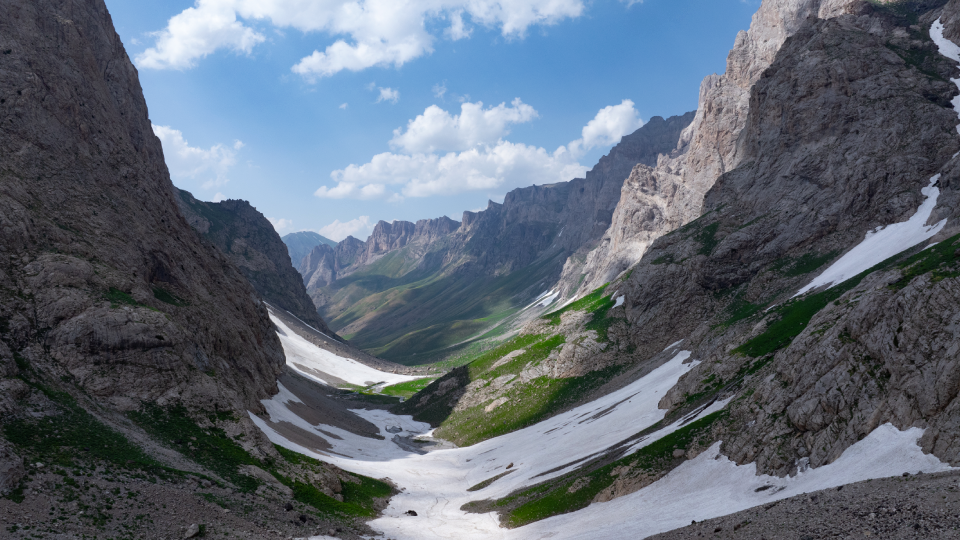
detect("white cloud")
[319,216,374,241]
[267,217,294,232]
[376,87,400,104]
[137,1,266,70]
[389,99,537,154]
[212,192,226,202]
[445,11,472,40]
[316,98,641,201]
[339,103,348,109]
[320,141,586,199]
[565,99,643,158]
[432,83,447,99]
[137,0,585,76]
[152,125,243,190]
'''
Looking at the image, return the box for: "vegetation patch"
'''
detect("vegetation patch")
[695,222,721,256]
[435,365,624,446]
[888,234,960,290]
[273,446,392,518]
[152,286,187,307]
[128,405,260,492]
[732,238,951,357]
[103,288,152,310]
[501,411,726,527]
[543,285,616,328]
[3,386,169,479]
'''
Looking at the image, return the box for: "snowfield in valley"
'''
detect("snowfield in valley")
[251,332,953,539]
[270,314,420,387]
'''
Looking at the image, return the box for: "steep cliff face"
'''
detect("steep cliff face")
[175,189,335,336]
[0,0,284,413]
[299,114,694,361]
[560,0,869,297]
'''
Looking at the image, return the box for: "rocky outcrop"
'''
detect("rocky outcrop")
[618,7,960,477]
[0,441,24,496]
[559,0,868,298]
[175,189,334,335]
[0,0,284,412]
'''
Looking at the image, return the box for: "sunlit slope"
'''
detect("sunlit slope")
[319,245,567,364]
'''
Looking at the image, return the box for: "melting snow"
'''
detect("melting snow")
[520,425,952,539]
[794,176,946,296]
[792,20,959,298]
[271,314,419,387]
[537,290,560,308]
[258,328,952,539]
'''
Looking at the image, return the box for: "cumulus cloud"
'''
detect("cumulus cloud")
[445,11,472,40]
[319,216,374,241]
[316,98,642,201]
[320,141,586,199]
[212,192,226,203]
[565,99,643,158]
[137,2,265,70]
[267,217,294,232]
[390,98,537,154]
[152,125,243,190]
[376,87,400,104]
[137,0,585,77]
[432,83,447,99]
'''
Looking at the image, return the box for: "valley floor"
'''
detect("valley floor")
[250,322,958,540]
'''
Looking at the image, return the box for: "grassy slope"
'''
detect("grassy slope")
[393,284,629,446]
[320,248,567,364]
[2,361,392,521]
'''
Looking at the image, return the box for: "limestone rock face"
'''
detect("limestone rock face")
[561,0,867,298]
[175,189,334,335]
[620,10,960,475]
[0,0,284,412]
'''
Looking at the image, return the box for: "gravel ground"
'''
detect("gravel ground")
[650,470,960,539]
[0,464,369,540]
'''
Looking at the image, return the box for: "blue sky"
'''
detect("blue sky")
[104,0,759,241]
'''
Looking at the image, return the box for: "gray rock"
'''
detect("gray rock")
[176,189,336,336]
[0,441,25,495]
[0,0,284,414]
[183,523,200,538]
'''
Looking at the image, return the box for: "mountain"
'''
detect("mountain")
[282,230,337,269]
[0,1,394,536]
[299,113,696,363]
[176,189,336,337]
[393,0,960,528]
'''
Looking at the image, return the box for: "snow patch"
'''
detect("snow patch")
[271,314,419,387]
[537,290,560,308]
[613,295,624,308]
[794,175,946,297]
[522,424,953,539]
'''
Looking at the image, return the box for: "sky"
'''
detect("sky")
[104,0,760,241]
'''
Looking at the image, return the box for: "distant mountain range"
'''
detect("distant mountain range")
[295,113,696,363]
[282,231,338,269]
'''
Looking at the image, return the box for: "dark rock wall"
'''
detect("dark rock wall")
[0,0,284,412]
[175,189,334,335]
